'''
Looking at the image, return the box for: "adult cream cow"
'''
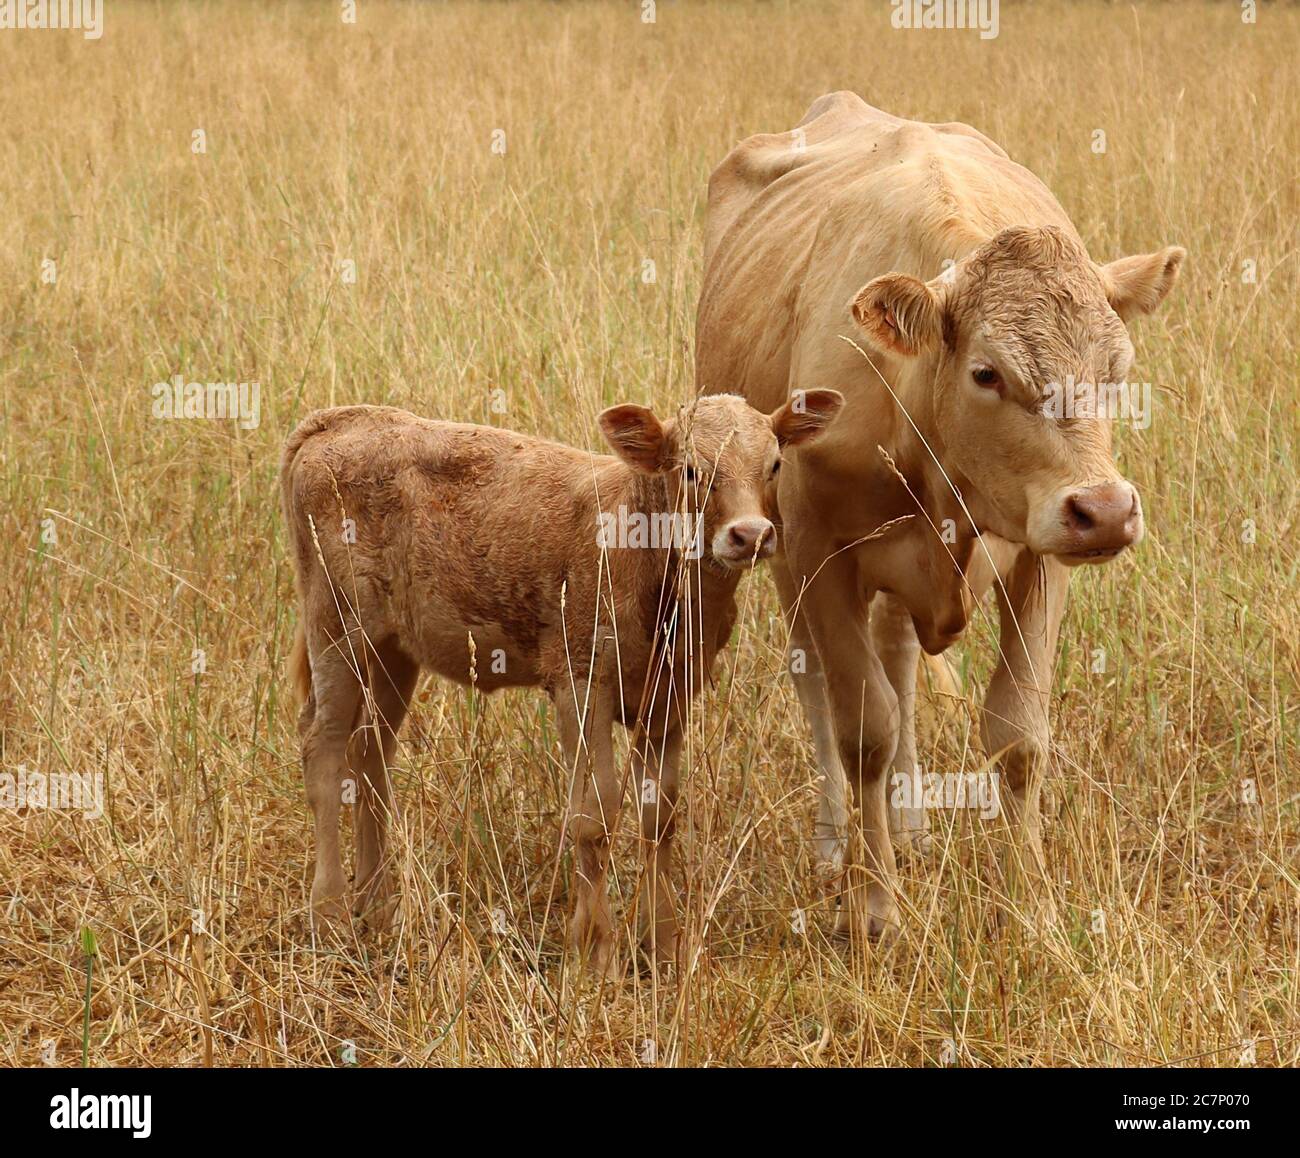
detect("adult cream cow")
[696,93,1184,941]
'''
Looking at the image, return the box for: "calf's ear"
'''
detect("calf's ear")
[1099,246,1185,322]
[850,273,942,356]
[599,404,673,473]
[771,389,845,447]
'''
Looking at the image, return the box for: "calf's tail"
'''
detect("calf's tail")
[280,412,335,709]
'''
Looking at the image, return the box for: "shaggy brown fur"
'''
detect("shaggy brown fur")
[281,391,842,972]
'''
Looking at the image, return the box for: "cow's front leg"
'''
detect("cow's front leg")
[771,558,850,890]
[630,724,681,968]
[982,548,1068,927]
[801,554,902,943]
[557,683,622,977]
[870,592,930,855]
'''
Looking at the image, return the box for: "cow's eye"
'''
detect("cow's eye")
[971,365,1001,390]
[769,458,782,479]
[683,463,698,483]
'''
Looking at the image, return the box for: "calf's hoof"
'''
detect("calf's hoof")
[584,941,622,982]
[570,918,620,981]
[637,931,679,976]
[310,893,350,931]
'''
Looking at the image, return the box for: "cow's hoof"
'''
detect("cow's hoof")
[355,893,399,934]
[834,887,901,945]
[864,897,901,945]
[636,942,677,979]
[637,929,679,975]
[867,912,901,945]
[892,826,933,859]
[815,858,846,899]
[592,945,623,982]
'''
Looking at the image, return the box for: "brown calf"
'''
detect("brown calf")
[281,392,842,972]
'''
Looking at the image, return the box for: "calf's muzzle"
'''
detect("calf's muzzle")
[714,517,776,566]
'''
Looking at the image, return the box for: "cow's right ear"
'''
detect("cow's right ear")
[599,404,673,474]
[850,273,942,356]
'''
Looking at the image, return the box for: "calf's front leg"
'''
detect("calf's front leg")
[557,683,622,976]
[630,724,681,967]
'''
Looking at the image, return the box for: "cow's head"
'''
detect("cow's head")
[600,391,844,569]
[850,225,1183,565]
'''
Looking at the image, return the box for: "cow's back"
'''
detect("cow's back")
[696,92,1075,410]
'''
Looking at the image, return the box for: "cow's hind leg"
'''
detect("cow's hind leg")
[351,640,419,924]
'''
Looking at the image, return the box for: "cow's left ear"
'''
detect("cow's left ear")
[850,273,943,356]
[771,389,845,447]
[1099,246,1186,322]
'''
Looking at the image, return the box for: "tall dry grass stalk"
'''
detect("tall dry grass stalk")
[0,0,1296,1066]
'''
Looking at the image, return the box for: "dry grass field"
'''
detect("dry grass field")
[1,0,1297,1068]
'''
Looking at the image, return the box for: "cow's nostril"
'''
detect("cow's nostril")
[1065,495,1096,531]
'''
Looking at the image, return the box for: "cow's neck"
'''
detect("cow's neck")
[871,354,978,650]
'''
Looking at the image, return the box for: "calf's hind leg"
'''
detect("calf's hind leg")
[351,642,419,922]
[301,634,365,923]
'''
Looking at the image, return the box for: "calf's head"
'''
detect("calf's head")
[851,225,1184,565]
[599,391,844,569]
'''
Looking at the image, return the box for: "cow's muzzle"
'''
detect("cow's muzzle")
[1054,482,1143,563]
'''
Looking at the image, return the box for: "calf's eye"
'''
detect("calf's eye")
[971,365,1001,390]
[769,459,782,479]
